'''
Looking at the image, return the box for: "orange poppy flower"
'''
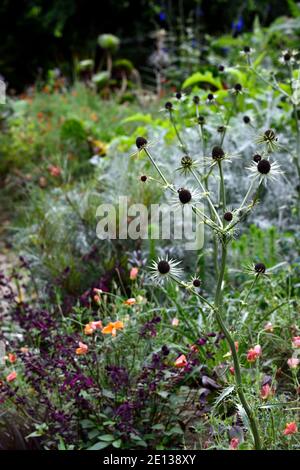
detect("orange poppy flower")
[84,320,103,335]
[123,298,136,306]
[6,371,17,382]
[174,354,187,368]
[75,341,88,355]
[102,321,124,337]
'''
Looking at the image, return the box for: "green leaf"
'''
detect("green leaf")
[88,441,110,450]
[121,113,153,124]
[99,434,115,442]
[182,72,222,90]
[112,439,122,448]
[213,385,235,409]
[287,0,300,17]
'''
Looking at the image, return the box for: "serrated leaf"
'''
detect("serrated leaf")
[236,404,251,434]
[213,385,235,409]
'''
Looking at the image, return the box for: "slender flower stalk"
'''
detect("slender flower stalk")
[214,240,262,450]
[168,109,188,154]
[190,168,222,226]
[143,148,175,192]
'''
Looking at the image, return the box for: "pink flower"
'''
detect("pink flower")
[174,354,187,368]
[6,371,17,382]
[172,318,179,327]
[283,422,298,436]
[292,336,300,348]
[130,267,139,281]
[229,437,239,450]
[287,357,299,369]
[48,165,62,177]
[229,366,235,376]
[247,344,262,363]
[260,384,274,400]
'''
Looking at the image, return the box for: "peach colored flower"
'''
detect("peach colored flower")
[48,165,62,177]
[283,422,298,436]
[172,318,179,327]
[7,353,17,364]
[84,320,103,335]
[229,366,235,376]
[229,437,239,450]
[190,344,199,353]
[123,298,136,306]
[292,336,300,348]
[174,354,187,368]
[287,357,299,369]
[264,322,273,332]
[20,347,29,354]
[75,341,88,355]
[102,321,124,337]
[260,383,274,400]
[247,344,262,363]
[234,341,239,352]
[6,371,17,382]
[130,267,139,281]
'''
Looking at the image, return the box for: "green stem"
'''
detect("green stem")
[218,160,226,214]
[169,111,188,153]
[144,148,174,190]
[214,242,262,450]
[191,168,222,226]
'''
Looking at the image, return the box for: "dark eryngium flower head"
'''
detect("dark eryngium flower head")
[150,257,183,284]
[157,260,170,274]
[243,46,250,53]
[178,188,192,204]
[256,129,279,152]
[264,129,276,142]
[224,211,233,222]
[255,263,266,274]
[217,126,225,133]
[243,115,251,124]
[193,95,200,104]
[212,146,225,160]
[198,115,205,125]
[176,92,182,100]
[234,83,243,93]
[218,64,225,72]
[257,159,271,174]
[192,278,201,288]
[136,136,147,149]
[207,93,214,101]
[140,175,147,182]
[253,154,262,163]
[181,155,193,168]
[165,101,173,111]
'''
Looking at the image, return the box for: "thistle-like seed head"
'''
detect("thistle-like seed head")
[136,137,148,149]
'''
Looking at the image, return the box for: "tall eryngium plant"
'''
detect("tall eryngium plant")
[133,89,283,448]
